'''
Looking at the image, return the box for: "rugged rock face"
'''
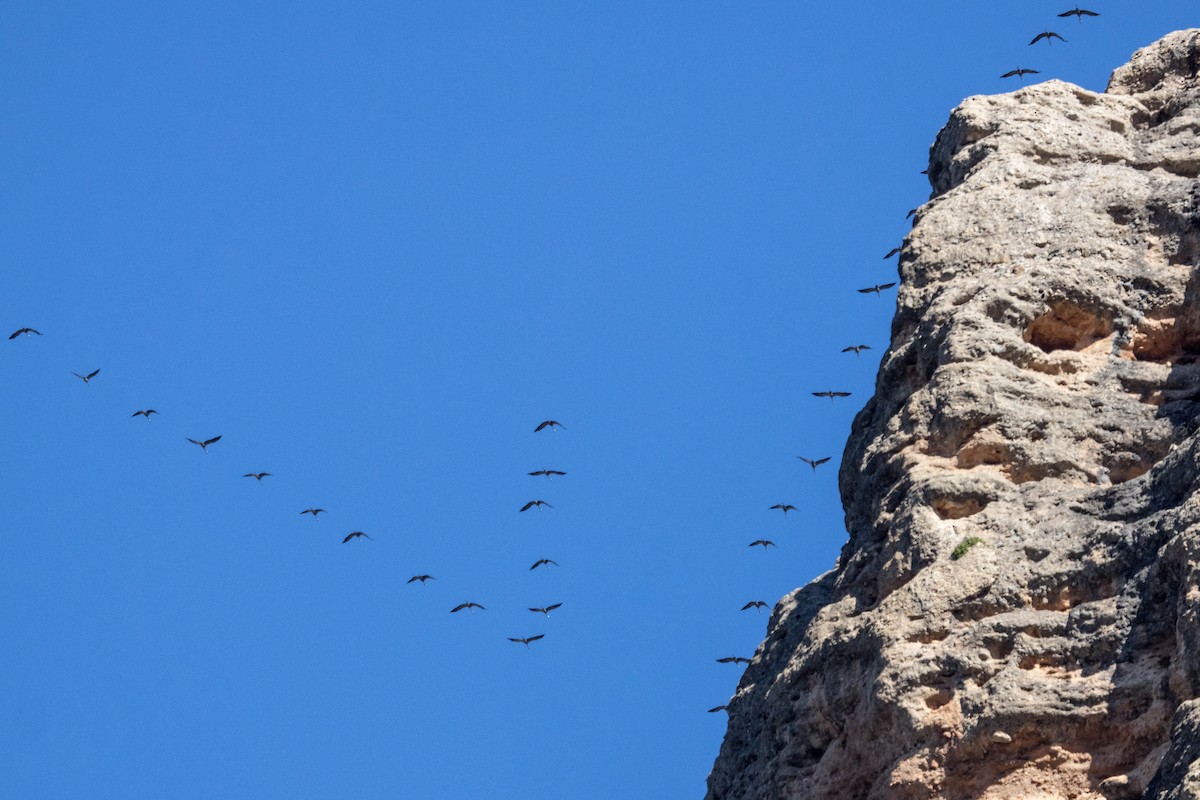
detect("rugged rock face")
[708,30,1200,800]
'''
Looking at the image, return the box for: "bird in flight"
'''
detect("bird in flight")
[300,508,326,518]
[529,603,563,616]
[528,469,567,479]
[798,456,832,473]
[742,600,769,612]
[883,246,901,259]
[243,472,271,481]
[813,390,851,401]
[842,344,871,357]
[530,558,559,570]
[708,705,729,713]
[9,328,41,339]
[716,656,752,665]
[1030,31,1067,46]
[407,575,435,584]
[769,504,798,516]
[749,539,776,550]
[72,369,101,385]
[186,435,222,452]
[858,283,897,295]
[520,500,554,512]
[1001,68,1040,80]
[508,635,545,647]
[131,409,159,419]
[342,531,371,543]
[534,420,565,432]
[451,602,486,613]
[1058,7,1098,21]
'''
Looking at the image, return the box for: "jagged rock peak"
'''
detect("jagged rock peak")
[707,30,1200,800]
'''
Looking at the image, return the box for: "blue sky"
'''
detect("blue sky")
[1,3,1194,797]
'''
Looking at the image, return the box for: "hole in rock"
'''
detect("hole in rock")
[1024,301,1113,353]
[924,688,954,709]
[932,495,989,520]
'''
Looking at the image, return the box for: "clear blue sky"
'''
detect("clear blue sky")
[1,3,1192,797]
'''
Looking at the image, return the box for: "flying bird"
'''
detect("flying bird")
[716,657,752,665]
[534,420,565,432]
[300,508,326,518]
[407,575,435,584]
[742,600,769,612]
[1058,7,1099,21]
[508,635,545,647]
[186,435,222,452]
[842,345,871,357]
[528,469,567,479]
[749,539,776,550]
[131,409,159,419]
[9,328,41,339]
[529,603,563,616]
[451,602,486,613]
[708,705,729,713]
[530,558,559,570]
[243,472,271,481]
[1001,68,1040,80]
[72,369,101,385]
[798,456,832,473]
[883,246,901,259]
[1029,31,1067,46]
[812,390,851,401]
[769,504,797,516]
[520,500,554,512]
[858,283,897,295]
[342,531,371,543]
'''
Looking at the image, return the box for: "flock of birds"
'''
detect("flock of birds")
[705,4,1108,717]
[11,322,576,649]
[11,1,1115,729]
[1001,6,1101,80]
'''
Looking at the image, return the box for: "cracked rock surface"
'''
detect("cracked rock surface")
[707,29,1200,800]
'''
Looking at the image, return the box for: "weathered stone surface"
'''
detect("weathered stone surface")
[707,30,1200,800]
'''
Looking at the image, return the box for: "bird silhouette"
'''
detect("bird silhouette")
[72,369,101,385]
[1058,7,1099,21]
[131,409,159,419]
[529,603,563,616]
[342,531,371,543]
[520,500,554,512]
[708,705,729,713]
[508,635,545,647]
[243,472,271,481]
[742,601,769,612]
[769,504,797,516]
[883,246,901,259]
[186,435,222,452]
[407,575,435,584]
[451,602,486,613]
[716,657,752,665]
[749,539,776,550]
[906,208,918,220]
[812,390,852,401]
[1030,31,1067,46]
[528,469,567,479]
[798,456,832,473]
[842,344,871,357]
[534,420,565,432]
[300,508,326,518]
[858,283,897,296]
[8,328,41,339]
[1001,68,1040,80]
[530,558,559,570]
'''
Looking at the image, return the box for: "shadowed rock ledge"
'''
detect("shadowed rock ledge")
[707,29,1200,800]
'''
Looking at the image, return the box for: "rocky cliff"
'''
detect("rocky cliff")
[708,30,1200,800]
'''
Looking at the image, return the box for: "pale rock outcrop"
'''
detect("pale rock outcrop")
[708,30,1200,800]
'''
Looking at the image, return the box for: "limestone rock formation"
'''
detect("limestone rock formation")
[707,29,1200,800]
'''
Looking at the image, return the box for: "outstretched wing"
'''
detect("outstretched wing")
[204,435,222,446]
